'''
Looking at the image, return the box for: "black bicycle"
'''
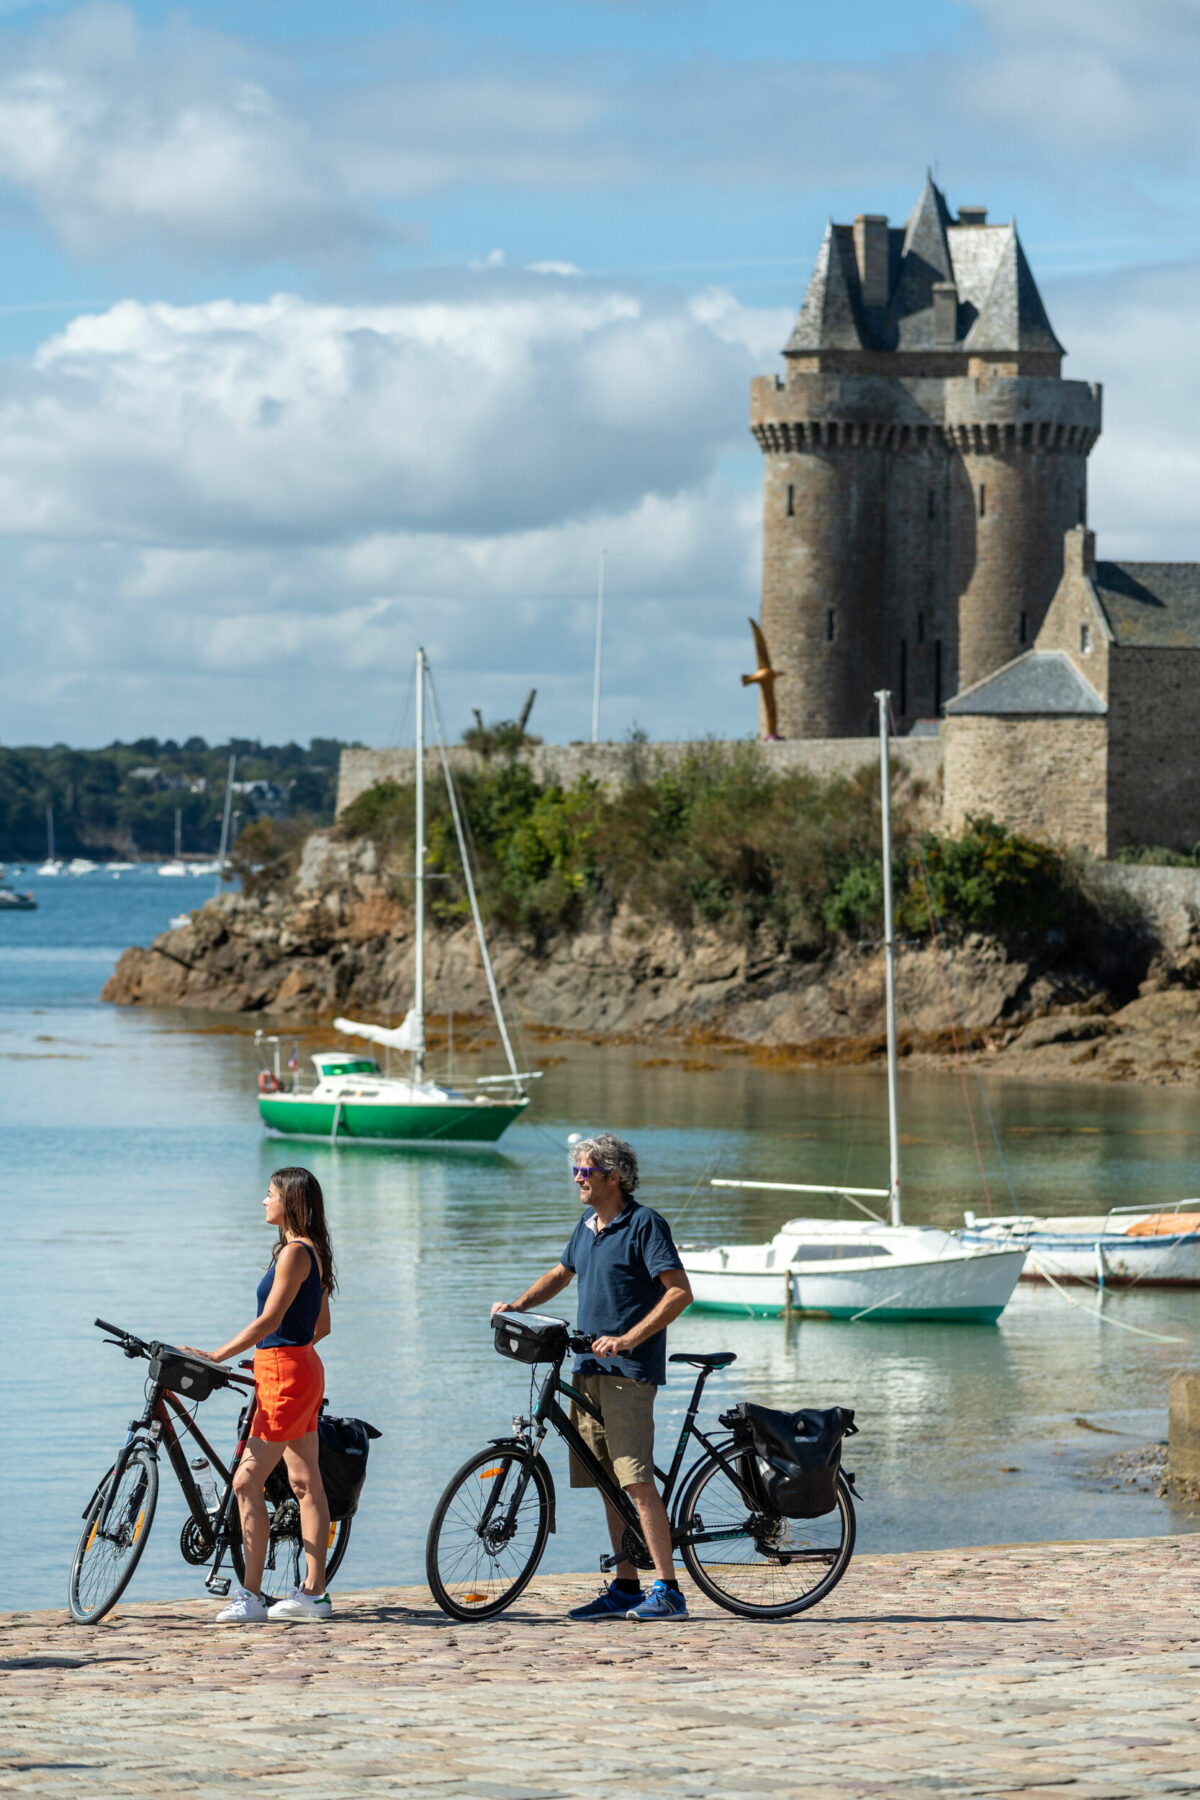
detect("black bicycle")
[425,1313,857,1622]
[68,1319,353,1623]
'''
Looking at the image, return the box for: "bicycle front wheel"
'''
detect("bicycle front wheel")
[426,1446,551,1621]
[68,1449,159,1624]
[679,1451,855,1619]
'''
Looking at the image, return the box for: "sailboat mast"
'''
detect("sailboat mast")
[46,804,54,862]
[875,689,901,1228]
[215,755,236,897]
[413,646,426,1083]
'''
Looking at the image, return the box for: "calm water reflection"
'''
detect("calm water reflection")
[3,872,1199,1611]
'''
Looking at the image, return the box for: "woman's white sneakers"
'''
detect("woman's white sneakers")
[215,1587,269,1624]
[214,1585,332,1623]
[267,1588,333,1622]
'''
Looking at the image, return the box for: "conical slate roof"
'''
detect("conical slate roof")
[784,221,864,354]
[963,228,1064,355]
[781,175,1063,359]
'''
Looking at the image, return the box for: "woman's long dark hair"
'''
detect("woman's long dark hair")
[270,1166,337,1294]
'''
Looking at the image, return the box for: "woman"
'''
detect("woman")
[185,1166,337,1624]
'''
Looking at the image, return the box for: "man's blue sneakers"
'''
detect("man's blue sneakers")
[625,1580,689,1622]
[567,1582,644,1621]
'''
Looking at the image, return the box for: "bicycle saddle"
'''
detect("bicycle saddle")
[668,1351,737,1369]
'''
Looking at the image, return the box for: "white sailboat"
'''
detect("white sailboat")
[256,647,539,1148]
[681,690,1027,1324]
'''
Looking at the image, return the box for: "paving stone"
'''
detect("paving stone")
[5,1540,1200,1797]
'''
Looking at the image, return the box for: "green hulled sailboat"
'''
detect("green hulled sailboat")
[256,648,537,1149]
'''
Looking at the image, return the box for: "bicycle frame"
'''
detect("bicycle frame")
[95,1371,255,1593]
[488,1355,764,1571]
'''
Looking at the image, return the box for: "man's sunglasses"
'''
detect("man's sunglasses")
[572,1165,607,1179]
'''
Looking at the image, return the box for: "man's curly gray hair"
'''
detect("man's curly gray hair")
[573,1132,639,1199]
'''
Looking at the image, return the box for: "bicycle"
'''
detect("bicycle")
[425,1312,857,1622]
[68,1319,353,1624]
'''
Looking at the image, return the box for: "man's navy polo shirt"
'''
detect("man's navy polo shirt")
[562,1199,684,1386]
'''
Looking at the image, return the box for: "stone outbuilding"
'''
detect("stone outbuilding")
[943,526,1200,855]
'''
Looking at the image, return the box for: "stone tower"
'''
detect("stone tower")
[750,176,1102,737]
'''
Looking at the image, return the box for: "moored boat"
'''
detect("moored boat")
[960,1204,1200,1286]
[681,690,1026,1324]
[256,647,539,1151]
[0,881,37,911]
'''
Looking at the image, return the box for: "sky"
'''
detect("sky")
[0,0,1198,750]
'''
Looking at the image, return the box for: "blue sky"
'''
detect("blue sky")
[0,0,1198,748]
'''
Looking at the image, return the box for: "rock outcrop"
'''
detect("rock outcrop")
[102,829,1200,1085]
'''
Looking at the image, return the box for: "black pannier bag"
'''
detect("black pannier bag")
[721,1401,857,1519]
[491,1311,570,1366]
[148,1343,228,1403]
[264,1415,382,1520]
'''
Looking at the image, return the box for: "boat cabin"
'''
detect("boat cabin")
[312,1053,382,1079]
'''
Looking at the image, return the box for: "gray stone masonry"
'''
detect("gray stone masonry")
[5,1543,1200,1798]
[336,737,944,816]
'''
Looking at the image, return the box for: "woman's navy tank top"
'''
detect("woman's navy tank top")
[257,1243,322,1348]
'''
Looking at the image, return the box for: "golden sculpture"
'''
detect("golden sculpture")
[742,617,782,740]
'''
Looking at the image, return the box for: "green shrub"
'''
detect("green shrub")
[337,760,1090,950]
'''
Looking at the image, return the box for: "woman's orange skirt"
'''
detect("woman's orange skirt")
[250,1344,324,1443]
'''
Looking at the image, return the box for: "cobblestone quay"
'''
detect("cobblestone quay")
[4,1539,1200,1798]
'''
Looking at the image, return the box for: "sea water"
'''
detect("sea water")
[3,866,1199,1612]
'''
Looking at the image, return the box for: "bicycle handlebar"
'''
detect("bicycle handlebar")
[93,1317,254,1389]
[566,1330,594,1355]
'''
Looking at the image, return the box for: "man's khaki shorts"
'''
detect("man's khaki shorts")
[568,1372,657,1490]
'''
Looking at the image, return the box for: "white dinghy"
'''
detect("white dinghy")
[681,690,1027,1324]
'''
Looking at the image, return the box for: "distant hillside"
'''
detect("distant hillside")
[0,736,354,860]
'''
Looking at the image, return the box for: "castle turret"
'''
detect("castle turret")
[751,176,1102,737]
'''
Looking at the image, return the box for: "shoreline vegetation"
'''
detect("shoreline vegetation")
[103,737,1200,1087]
[0,736,347,861]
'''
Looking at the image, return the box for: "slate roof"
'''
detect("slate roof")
[1093,562,1200,649]
[784,174,1063,357]
[945,652,1106,717]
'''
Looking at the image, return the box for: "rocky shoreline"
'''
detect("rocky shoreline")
[102,829,1200,1087]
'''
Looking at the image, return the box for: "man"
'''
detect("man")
[491,1132,693,1621]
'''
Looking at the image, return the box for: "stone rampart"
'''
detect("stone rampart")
[336,737,945,817]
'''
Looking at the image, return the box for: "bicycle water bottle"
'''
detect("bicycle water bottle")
[191,1458,218,1513]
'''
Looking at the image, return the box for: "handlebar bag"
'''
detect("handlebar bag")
[263,1414,382,1519]
[491,1312,570,1366]
[147,1344,227,1403]
[721,1401,857,1519]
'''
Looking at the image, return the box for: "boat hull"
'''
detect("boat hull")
[684,1248,1025,1322]
[259,1094,526,1146]
[961,1221,1200,1286]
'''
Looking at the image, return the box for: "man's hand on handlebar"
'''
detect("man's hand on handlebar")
[589,1333,632,1358]
[490,1301,521,1319]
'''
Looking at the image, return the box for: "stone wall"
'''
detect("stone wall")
[942,712,1108,854]
[1106,647,1200,853]
[336,736,945,817]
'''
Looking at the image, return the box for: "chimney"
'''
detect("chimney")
[1064,524,1096,578]
[853,214,889,309]
[957,206,987,226]
[931,281,958,345]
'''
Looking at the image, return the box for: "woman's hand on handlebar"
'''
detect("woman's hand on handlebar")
[177,1343,217,1361]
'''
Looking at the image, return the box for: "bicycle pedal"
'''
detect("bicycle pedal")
[205,1575,231,1596]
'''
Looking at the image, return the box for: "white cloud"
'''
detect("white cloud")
[0,279,770,744]
[0,2,376,261]
[1055,259,1200,560]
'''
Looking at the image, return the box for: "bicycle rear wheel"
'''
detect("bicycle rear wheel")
[426,1446,551,1621]
[679,1450,855,1619]
[229,1503,353,1602]
[68,1449,159,1624]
